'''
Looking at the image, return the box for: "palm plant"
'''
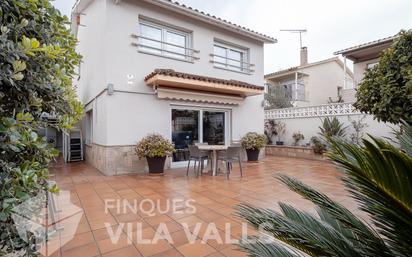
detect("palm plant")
[236,125,412,257]
[319,117,347,140]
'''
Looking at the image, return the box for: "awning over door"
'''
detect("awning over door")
[156,86,244,105]
[145,69,264,105]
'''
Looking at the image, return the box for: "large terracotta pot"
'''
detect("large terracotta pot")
[246,148,260,162]
[146,156,166,175]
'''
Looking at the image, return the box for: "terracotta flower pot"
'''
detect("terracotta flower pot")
[146,156,166,175]
[246,148,260,162]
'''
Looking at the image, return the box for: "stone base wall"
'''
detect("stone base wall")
[265,145,327,161]
[85,143,265,176]
[85,143,172,176]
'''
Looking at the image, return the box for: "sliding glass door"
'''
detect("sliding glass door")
[171,107,229,163]
[203,111,225,145]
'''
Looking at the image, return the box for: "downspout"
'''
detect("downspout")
[295,72,298,100]
[343,56,347,90]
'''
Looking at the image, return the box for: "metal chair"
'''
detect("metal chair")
[217,146,243,179]
[187,145,209,177]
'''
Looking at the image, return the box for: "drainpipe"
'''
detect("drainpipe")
[295,72,298,100]
[343,56,347,90]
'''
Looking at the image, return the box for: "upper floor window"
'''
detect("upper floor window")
[366,62,379,69]
[212,41,252,73]
[138,19,195,61]
[283,82,305,101]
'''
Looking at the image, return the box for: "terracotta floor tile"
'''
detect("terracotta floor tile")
[61,242,99,257]
[219,245,249,257]
[150,248,183,257]
[61,231,94,251]
[97,234,131,254]
[50,156,356,257]
[102,246,142,257]
[135,239,172,256]
[177,240,216,257]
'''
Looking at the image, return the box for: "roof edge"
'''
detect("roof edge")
[334,35,397,55]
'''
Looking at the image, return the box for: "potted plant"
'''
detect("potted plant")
[135,133,175,175]
[310,136,327,155]
[292,132,304,146]
[274,121,286,145]
[240,132,267,162]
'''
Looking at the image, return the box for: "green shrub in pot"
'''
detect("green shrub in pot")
[241,132,267,162]
[135,134,175,174]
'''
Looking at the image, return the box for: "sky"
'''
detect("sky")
[52,0,412,73]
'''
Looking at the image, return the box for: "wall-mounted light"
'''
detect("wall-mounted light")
[107,83,114,95]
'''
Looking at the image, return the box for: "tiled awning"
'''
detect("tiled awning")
[145,69,264,98]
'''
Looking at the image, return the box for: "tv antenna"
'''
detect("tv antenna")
[280,29,307,48]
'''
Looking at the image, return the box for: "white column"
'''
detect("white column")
[295,72,298,100]
[343,56,347,90]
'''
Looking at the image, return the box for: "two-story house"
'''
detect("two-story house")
[71,0,276,175]
[334,34,396,102]
[264,47,354,107]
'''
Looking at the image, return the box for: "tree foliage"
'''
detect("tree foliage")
[354,30,412,124]
[0,0,82,255]
[236,126,412,256]
[264,83,293,109]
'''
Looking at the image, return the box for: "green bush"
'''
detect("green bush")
[319,117,347,140]
[355,30,412,124]
[241,132,267,150]
[135,134,175,158]
[0,0,82,255]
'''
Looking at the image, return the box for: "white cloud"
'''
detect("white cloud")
[54,0,412,73]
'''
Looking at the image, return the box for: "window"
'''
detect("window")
[213,42,250,72]
[138,19,192,61]
[366,62,378,69]
[282,82,305,101]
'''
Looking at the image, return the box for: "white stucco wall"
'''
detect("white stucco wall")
[75,0,266,146]
[353,57,379,86]
[271,115,396,147]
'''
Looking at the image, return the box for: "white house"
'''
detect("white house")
[334,35,396,102]
[265,47,354,107]
[71,0,276,175]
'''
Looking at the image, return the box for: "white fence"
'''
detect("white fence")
[264,103,396,146]
[265,103,360,120]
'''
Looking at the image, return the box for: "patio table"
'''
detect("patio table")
[197,145,228,176]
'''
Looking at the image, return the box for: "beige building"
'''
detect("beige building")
[265,48,354,107]
[334,35,396,102]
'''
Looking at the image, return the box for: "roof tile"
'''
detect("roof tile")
[145,69,264,90]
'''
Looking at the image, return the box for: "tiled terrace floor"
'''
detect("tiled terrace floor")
[46,156,359,257]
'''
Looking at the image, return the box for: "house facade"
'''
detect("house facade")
[334,35,396,102]
[71,0,275,175]
[265,48,354,107]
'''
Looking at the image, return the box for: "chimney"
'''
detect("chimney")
[300,47,308,66]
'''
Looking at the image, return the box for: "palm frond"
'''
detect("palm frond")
[239,237,302,257]
[236,202,365,257]
[277,174,391,257]
[328,136,412,256]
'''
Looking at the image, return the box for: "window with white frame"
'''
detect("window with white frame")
[282,82,305,101]
[213,41,250,72]
[366,62,379,69]
[138,19,192,60]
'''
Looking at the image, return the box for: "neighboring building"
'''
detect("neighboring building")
[71,0,276,175]
[334,35,396,102]
[265,47,354,107]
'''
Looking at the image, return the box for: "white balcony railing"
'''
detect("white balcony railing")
[265,102,361,120]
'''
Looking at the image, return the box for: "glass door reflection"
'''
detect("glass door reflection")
[171,109,199,162]
[203,111,225,145]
